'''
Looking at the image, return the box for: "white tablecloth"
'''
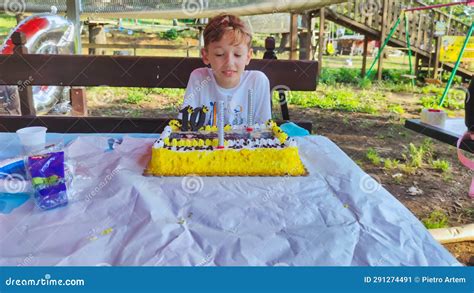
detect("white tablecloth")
[0,134,459,266]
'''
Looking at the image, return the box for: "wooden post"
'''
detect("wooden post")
[263,37,289,120]
[11,32,35,116]
[361,35,369,77]
[70,87,88,116]
[66,0,82,54]
[433,36,441,79]
[290,13,298,60]
[299,12,313,60]
[377,0,389,81]
[414,53,420,76]
[318,8,325,76]
[306,12,314,60]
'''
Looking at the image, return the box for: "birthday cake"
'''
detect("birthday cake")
[144,119,307,177]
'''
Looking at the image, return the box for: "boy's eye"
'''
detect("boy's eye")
[215,53,224,57]
[234,54,242,57]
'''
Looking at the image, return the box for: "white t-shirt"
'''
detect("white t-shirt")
[180,67,271,126]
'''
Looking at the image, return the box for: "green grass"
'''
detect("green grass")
[366,148,382,166]
[384,158,400,170]
[275,85,386,114]
[431,159,451,173]
[387,104,405,115]
[0,13,15,37]
[405,143,424,168]
[125,89,149,104]
[419,89,465,111]
[422,210,449,229]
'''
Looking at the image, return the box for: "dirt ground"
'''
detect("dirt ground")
[296,106,474,266]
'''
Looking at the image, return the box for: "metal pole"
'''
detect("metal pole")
[66,0,82,54]
[365,14,402,79]
[404,13,415,87]
[439,23,474,107]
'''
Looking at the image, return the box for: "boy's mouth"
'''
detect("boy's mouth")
[222,70,236,77]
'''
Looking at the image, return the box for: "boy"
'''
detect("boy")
[181,14,271,126]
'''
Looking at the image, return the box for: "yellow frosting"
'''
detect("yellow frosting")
[145,147,306,176]
[145,120,306,177]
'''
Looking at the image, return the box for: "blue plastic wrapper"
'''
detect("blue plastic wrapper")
[0,158,27,179]
[280,122,310,137]
[0,158,31,214]
[0,193,29,214]
[27,151,68,210]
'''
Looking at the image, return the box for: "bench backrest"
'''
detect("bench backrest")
[0,32,317,133]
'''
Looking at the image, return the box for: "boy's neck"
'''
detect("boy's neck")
[213,72,241,89]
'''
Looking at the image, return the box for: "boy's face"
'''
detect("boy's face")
[201,31,252,89]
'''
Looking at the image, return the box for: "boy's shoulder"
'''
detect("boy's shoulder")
[244,70,269,82]
[190,67,212,79]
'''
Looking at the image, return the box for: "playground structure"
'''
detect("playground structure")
[325,0,473,80]
[0,1,471,79]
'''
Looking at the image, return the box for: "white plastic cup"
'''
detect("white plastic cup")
[16,126,47,154]
[420,108,447,128]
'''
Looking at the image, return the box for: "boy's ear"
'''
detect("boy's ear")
[201,48,210,65]
[245,48,253,66]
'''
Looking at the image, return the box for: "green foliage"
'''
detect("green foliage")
[319,68,360,85]
[400,139,434,172]
[432,159,451,173]
[420,138,434,162]
[441,71,462,84]
[406,143,424,168]
[422,210,449,229]
[388,104,405,115]
[384,158,400,170]
[357,77,372,89]
[366,148,382,166]
[279,86,384,114]
[419,89,465,110]
[162,28,178,40]
[147,88,185,98]
[381,69,413,84]
[124,88,151,104]
[381,82,415,93]
[0,13,15,35]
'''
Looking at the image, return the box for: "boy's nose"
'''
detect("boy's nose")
[224,53,234,64]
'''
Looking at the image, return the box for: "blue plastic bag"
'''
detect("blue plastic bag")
[279,122,310,137]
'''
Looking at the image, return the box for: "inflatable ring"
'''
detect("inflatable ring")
[0,13,75,115]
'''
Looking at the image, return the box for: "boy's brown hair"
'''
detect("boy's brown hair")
[203,14,252,48]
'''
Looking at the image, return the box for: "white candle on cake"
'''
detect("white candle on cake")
[217,100,225,149]
[247,89,254,127]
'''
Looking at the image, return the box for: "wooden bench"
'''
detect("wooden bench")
[0,32,318,133]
